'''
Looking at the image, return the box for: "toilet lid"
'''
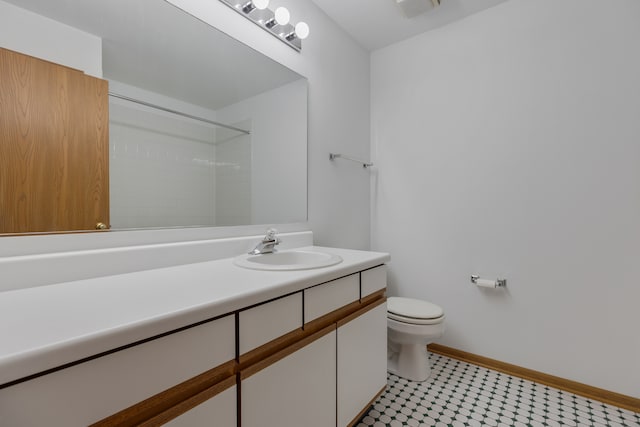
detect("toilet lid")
[387,297,444,320]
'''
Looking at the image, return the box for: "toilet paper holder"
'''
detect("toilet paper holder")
[471,275,507,288]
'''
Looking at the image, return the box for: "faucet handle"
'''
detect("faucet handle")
[265,228,278,241]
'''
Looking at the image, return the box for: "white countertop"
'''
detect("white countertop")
[0,246,389,386]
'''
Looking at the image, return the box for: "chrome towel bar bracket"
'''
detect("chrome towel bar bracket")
[329,153,373,168]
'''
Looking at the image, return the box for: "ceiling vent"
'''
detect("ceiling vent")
[396,0,440,18]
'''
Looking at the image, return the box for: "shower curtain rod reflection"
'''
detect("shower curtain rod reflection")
[108,92,251,135]
[329,153,373,168]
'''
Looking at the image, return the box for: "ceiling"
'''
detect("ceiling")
[310,0,509,51]
[4,0,302,110]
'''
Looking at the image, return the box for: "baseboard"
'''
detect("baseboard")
[427,344,640,413]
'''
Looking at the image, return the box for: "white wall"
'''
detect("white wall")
[167,0,372,250]
[371,0,640,397]
[0,0,101,77]
[216,80,307,225]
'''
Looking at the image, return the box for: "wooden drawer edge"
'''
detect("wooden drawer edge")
[238,327,305,371]
[240,324,336,381]
[361,288,386,306]
[303,299,362,334]
[337,297,387,329]
[139,376,236,427]
[90,360,236,427]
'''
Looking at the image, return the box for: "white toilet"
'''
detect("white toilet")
[387,296,445,382]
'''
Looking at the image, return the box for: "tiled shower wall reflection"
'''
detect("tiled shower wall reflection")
[109,95,249,229]
[108,79,305,229]
[215,122,252,226]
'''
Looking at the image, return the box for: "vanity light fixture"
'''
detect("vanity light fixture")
[274,7,290,25]
[241,0,268,13]
[219,0,309,51]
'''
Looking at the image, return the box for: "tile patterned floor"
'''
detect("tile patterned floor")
[356,353,640,427]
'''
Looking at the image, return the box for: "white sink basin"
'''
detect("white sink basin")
[233,250,343,271]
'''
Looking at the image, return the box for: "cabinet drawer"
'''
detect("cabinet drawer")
[304,274,360,324]
[0,314,235,427]
[239,292,303,355]
[361,265,387,298]
[163,381,236,427]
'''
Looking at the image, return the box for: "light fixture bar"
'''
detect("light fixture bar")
[218,0,305,51]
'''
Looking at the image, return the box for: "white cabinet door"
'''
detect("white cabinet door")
[304,273,359,323]
[164,384,236,427]
[241,328,336,427]
[337,301,387,427]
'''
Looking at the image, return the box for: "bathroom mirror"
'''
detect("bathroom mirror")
[0,0,307,233]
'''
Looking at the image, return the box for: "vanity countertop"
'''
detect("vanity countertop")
[0,246,389,387]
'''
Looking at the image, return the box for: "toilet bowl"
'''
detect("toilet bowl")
[387,296,445,382]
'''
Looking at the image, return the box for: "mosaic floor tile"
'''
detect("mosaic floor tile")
[356,353,640,427]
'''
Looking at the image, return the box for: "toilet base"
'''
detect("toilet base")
[387,342,431,382]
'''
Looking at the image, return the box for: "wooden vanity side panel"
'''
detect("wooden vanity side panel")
[0,47,109,233]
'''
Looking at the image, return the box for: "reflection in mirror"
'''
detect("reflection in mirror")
[0,0,307,234]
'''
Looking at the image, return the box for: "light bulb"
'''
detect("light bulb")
[295,22,309,39]
[274,7,290,25]
[253,0,269,10]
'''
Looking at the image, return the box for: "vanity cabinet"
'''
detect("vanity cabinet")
[0,47,109,234]
[0,262,388,427]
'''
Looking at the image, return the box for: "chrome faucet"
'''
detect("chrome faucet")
[249,228,281,255]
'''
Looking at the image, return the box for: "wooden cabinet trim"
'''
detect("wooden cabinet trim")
[90,360,236,427]
[360,288,386,306]
[337,296,386,329]
[138,376,236,427]
[303,299,362,334]
[240,324,336,381]
[238,326,305,371]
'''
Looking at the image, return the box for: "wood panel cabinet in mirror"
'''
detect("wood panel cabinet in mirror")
[0,47,109,233]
